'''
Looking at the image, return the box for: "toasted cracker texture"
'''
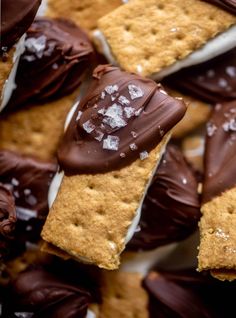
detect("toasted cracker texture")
[198,187,236,281]
[46,0,123,32]
[182,134,205,174]
[0,48,14,100]
[0,93,76,160]
[98,271,148,318]
[42,134,170,270]
[98,0,236,77]
[167,90,211,138]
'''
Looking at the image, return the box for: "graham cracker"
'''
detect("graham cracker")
[0,48,14,100]
[0,93,76,160]
[41,134,170,270]
[98,271,148,318]
[167,90,211,139]
[46,0,123,32]
[98,0,236,77]
[198,187,236,281]
[182,134,205,175]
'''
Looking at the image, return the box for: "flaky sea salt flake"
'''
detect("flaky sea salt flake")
[206,122,217,137]
[140,151,149,160]
[105,84,119,95]
[118,95,130,105]
[24,35,47,58]
[124,107,135,118]
[130,143,138,151]
[94,130,104,142]
[83,120,95,133]
[128,84,144,100]
[103,135,120,151]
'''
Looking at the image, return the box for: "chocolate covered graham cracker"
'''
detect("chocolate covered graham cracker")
[0,17,94,160]
[42,65,187,269]
[96,0,236,79]
[198,101,236,281]
[46,0,123,32]
[0,0,41,107]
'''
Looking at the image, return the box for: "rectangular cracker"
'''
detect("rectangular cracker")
[46,0,123,32]
[41,133,170,270]
[198,187,236,281]
[166,89,211,139]
[98,271,148,318]
[97,0,236,77]
[0,92,76,160]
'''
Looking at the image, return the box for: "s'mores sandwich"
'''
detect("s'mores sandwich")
[42,65,187,269]
[198,101,236,281]
[94,0,236,80]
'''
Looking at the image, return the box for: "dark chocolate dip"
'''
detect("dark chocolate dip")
[58,65,187,175]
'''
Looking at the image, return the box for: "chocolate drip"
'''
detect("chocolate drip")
[1,0,41,52]
[143,269,236,318]
[5,18,95,112]
[58,65,187,175]
[202,0,236,15]
[3,269,91,318]
[164,48,236,103]
[202,101,236,203]
[128,145,200,250]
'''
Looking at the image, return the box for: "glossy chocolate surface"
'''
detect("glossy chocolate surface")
[1,0,41,52]
[202,0,236,14]
[128,145,200,250]
[144,269,236,318]
[202,101,236,203]
[58,65,187,175]
[5,17,94,112]
[4,269,91,318]
[164,48,236,103]
[0,150,57,218]
[0,150,57,259]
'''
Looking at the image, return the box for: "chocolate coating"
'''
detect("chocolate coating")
[202,101,236,203]
[128,145,200,250]
[202,0,236,14]
[1,0,41,52]
[5,17,95,112]
[143,269,236,318]
[0,150,57,218]
[58,65,187,175]
[164,48,236,103]
[0,150,57,258]
[4,269,91,318]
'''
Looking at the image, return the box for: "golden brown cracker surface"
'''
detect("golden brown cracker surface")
[42,134,170,270]
[46,0,123,32]
[98,0,236,77]
[198,187,236,281]
[0,93,76,160]
[168,91,211,138]
[98,271,148,318]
